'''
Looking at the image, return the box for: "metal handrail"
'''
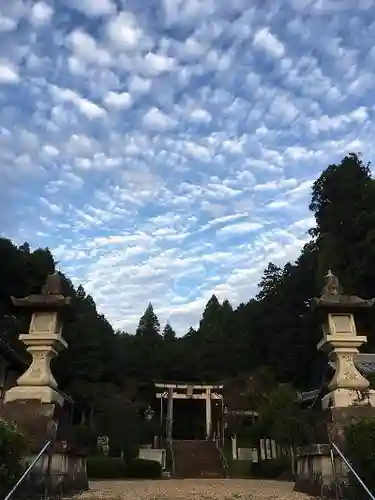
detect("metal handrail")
[215,441,229,478]
[167,441,175,476]
[330,441,375,500]
[4,440,52,500]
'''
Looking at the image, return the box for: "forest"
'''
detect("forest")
[2,152,375,426]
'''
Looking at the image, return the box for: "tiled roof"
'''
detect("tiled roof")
[296,388,320,403]
[329,353,375,374]
[356,362,375,373]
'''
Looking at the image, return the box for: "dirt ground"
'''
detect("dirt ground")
[75,479,316,500]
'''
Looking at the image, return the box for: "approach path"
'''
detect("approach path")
[77,479,316,500]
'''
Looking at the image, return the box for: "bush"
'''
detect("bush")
[86,456,162,480]
[345,417,375,500]
[87,456,127,479]
[126,458,162,479]
[227,460,252,478]
[252,457,291,479]
[0,419,28,497]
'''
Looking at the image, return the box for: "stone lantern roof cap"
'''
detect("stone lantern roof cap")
[313,270,375,310]
[11,273,72,310]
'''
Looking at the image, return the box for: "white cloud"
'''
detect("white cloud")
[0,60,19,84]
[128,75,152,94]
[3,0,375,334]
[253,27,285,57]
[30,2,53,26]
[50,85,106,119]
[189,108,212,123]
[218,221,264,237]
[65,0,115,17]
[103,91,132,109]
[67,29,111,66]
[142,107,176,130]
[0,16,17,32]
[106,12,144,49]
[78,98,106,119]
[143,52,175,75]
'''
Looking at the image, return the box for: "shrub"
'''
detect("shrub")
[86,456,162,480]
[227,460,252,478]
[252,457,291,479]
[86,456,127,479]
[345,417,375,500]
[126,458,162,479]
[0,419,28,497]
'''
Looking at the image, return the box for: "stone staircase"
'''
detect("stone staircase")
[172,440,226,478]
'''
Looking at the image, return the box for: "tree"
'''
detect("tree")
[310,152,375,296]
[257,383,311,446]
[256,262,283,300]
[162,322,176,341]
[3,151,375,417]
[136,303,160,337]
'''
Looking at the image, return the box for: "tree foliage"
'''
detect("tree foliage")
[1,152,375,425]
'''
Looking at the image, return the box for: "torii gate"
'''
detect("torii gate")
[155,382,223,442]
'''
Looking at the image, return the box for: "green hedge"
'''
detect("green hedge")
[86,456,162,479]
[87,456,128,479]
[0,419,28,497]
[227,460,252,478]
[345,418,375,500]
[126,458,161,479]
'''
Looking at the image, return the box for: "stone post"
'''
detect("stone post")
[166,387,173,443]
[315,271,375,409]
[205,387,212,440]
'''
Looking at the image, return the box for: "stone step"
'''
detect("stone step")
[172,440,226,479]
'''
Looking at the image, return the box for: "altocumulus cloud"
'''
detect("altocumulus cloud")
[2,0,375,334]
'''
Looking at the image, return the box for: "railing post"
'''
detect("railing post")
[4,440,52,500]
[331,441,375,500]
[329,443,341,500]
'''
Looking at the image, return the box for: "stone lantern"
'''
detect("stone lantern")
[315,271,375,409]
[5,273,71,406]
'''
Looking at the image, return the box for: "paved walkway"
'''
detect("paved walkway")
[78,479,315,500]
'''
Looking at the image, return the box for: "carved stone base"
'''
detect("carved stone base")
[1,399,58,449]
[322,388,375,409]
[5,385,64,406]
[1,399,88,495]
[326,405,375,451]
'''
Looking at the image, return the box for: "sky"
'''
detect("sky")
[1,0,374,335]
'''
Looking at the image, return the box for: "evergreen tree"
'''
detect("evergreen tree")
[162,322,176,341]
[3,151,375,403]
[136,302,161,337]
[310,152,375,297]
[256,262,283,300]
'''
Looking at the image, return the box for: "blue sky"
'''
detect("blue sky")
[1,0,374,334]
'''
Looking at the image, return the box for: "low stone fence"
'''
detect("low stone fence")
[23,442,88,497]
[294,444,347,498]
